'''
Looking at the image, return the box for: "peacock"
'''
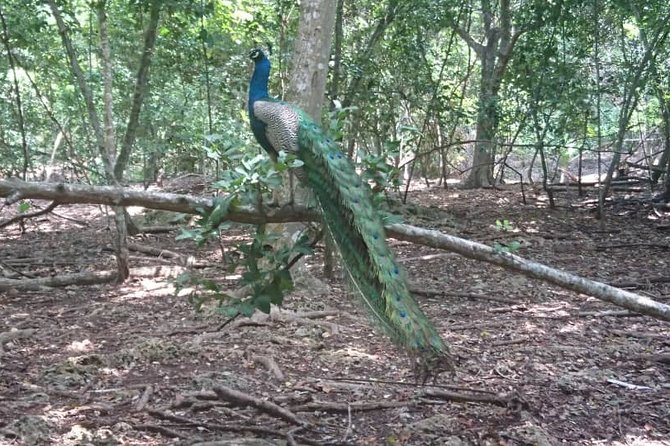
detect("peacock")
[247,48,451,378]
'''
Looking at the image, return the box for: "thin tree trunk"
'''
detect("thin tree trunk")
[0,6,29,179]
[341,0,398,109]
[598,11,670,215]
[329,0,345,106]
[97,1,129,281]
[275,0,338,282]
[446,0,523,188]
[48,0,111,177]
[115,0,161,181]
[48,0,130,281]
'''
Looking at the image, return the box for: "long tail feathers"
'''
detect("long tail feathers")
[295,116,452,378]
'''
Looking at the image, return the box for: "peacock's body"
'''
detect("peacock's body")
[247,48,450,376]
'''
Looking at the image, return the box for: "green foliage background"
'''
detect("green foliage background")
[1,0,668,186]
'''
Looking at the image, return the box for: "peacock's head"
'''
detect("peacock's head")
[249,48,267,62]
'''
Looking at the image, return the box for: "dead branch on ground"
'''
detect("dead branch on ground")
[212,385,306,426]
[0,266,185,291]
[0,201,58,229]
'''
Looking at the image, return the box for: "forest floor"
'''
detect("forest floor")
[0,184,669,446]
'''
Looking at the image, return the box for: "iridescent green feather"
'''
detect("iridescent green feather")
[294,111,449,361]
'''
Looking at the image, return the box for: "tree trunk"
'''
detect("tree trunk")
[97,1,129,280]
[464,31,498,188]
[448,0,520,189]
[287,0,337,118]
[599,11,670,214]
[0,6,29,179]
[271,0,338,283]
[115,0,161,181]
[653,92,670,186]
[48,0,131,281]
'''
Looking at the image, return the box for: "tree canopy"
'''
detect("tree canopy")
[1,0,668,198]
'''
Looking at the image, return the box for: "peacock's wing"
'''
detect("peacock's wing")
[252,100,301,155]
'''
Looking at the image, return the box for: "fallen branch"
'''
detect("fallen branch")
[608,276,670,289]
[212,385,306,426]
[595,243,670,251]
[292,399,416,413]
[133,423,189,439]
[0,178,312,224]
[412,288,517,305]
[138,225,180,234]
[2,179,669,321]
[0,201,58,229]
[421,388,524,408]
[606,378,652,391]
[134,384,154,412]
[578,310,642,318]
[386,224,670,322]
[128,242,202,267]
[148,408,317,445]
[246,350,285,381]
[632,353,670,364]
[610,329,669,341]
[488,305,527,314]
[0,265,186,291]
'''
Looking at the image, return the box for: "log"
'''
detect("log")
[2,179,669,322]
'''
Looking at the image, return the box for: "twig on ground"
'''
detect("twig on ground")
[128,242,204,267]
[606,378,652,391]
[0,201,59,229]
[610,329,669,341]
[147,409,317,445]
[134,384,154,412]
[0,265,185,291]
[411,288,518,305]
[138,225,179,234]
[342,404,353,443]
[596,243,670,251]
[608,276,670,289]
[578,310,642,318]
[133,423,189,439]
[0,328,37,353]
[212,385,306,426]
[292,399,415,413]
[488,305,527,313]
[286,425,306,446]
[491,338,526,347]
[246,350,285,381]
[631,353,670,364]
[421,388,525,409]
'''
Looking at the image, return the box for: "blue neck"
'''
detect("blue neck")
[249,56,271,103]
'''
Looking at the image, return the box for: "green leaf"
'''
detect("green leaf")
[508,241,521,252]
[238,302,256,317]
[18,201,31,213]
[256,295,271,314]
